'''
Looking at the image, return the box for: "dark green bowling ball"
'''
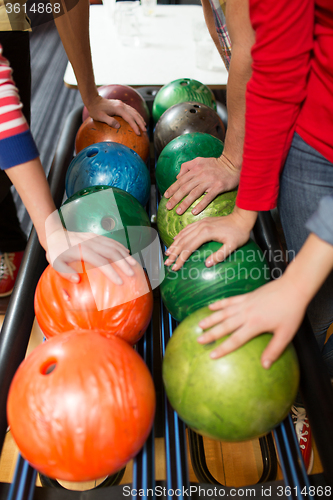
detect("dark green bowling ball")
[152,79,217,123]
[157,190,237,248]
[60,186,151,255]
[160,240,270,322]
[163,306,300,442]
[155,132,224,196]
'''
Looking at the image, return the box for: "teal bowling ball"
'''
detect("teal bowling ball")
[65,142,151,207]
[152,79,217,123]
[155,132,224,196]
[60,186,151,255]
[163,306,300,442]
[160,240,270,322]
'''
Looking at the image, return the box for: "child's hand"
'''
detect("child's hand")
[85,95,146,136]
[46,228,137,285]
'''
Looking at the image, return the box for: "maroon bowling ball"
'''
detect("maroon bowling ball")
[154,101,226,158]
[82,84,150,123]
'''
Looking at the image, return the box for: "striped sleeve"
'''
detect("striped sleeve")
[209,0,231,71]
[0,44,39,169]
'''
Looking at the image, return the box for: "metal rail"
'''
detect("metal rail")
[187,430,277,485]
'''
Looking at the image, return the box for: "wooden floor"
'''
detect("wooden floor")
[0,315,323,492]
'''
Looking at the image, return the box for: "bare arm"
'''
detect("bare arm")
[53,0,146,133]
[0,44,136,283]
[201,0,229,66]
[164,0,254,213]
[223,0,254,169]
[5,158,56,251]
[5,159,136,283]
[198,233,333,367]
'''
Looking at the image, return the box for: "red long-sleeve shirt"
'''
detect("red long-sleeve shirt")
[236,0,333,211]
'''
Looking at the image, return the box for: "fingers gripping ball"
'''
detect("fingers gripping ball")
[7,331,156,481]
[163,307,300,442]
[160,240,270,323]
[60,185,152,256]
[34,261,153,345]
[157,190,237,248]
[155,132,224,196]
[82,84,150,123]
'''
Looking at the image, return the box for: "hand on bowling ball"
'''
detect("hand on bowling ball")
[46,228,137,285]
[164,154,240,215]
[165,206,257,270]
[84,95,146,136]
[197,277,307,369]
[198,231,333,367]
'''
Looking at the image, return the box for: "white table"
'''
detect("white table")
[63,4,228,88]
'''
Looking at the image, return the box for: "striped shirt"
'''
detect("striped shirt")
[209,0,231,71]
[0,44,38,169]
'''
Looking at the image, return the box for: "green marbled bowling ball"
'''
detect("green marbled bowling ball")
[152,78,216,123]
[157,190,237,248]
[163,306,300,442]
[160,240,270,322]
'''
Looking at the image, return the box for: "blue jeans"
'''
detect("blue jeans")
[278,132,333,377]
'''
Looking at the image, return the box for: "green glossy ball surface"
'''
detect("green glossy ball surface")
[160,240,270,322]
[157,190,237,248]
[152,79,216,123]
[60,185,151,254]
[155,132,224,196]
[163,307,300,442]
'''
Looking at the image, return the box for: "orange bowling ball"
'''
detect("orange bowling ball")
[34,260,153,345]
[75,117,150,163]
[7,330,156,481]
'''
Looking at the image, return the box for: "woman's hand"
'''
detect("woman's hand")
[197,276,309,368]
[85,95,147,136]
[164,154,240,215]
[46,228,137,285]
[165,206,257,270]
[195,230,333,368]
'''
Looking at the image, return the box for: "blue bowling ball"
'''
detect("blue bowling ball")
[65,142,151,206]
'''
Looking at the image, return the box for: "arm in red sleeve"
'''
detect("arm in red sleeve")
[236,0,314,211]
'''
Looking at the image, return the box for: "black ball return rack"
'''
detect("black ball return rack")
[1,92,333,500]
